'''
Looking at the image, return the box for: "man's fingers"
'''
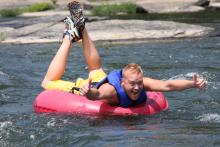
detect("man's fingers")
[79,88,85,95]
[199,81,206,89]
[79,79,93,96]
[200,84,206,89]
[79,86,88,95]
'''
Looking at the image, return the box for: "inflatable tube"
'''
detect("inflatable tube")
[34,90,168,116]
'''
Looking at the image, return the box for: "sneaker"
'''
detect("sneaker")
[63,16,81,42]
[67,1,85,33]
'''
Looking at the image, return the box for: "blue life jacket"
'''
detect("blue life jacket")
[95,69,147,107]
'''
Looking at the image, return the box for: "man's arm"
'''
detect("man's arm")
[143,74,206,92]
[79,80,117,101]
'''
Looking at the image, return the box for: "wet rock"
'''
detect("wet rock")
[209,0,220,9]
[194,0,210,7]
[135,0,207,13]
[0,0,215,44]
[1,19,213,44]
[86,20,213,40]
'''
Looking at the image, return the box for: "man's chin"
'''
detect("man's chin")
[129,95,139,101]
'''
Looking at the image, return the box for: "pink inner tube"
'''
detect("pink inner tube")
[34,90,168,116]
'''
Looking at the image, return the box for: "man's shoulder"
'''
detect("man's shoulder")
[99,83,117,94]
[99,83,115,90]
[98,82,118,101]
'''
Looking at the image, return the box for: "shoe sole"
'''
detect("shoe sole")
[67,1,85,32]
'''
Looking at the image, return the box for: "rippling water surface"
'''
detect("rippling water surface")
[0,28,220,146]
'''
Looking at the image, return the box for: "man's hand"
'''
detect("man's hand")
[79,78,92,97]
[193,74,206,90]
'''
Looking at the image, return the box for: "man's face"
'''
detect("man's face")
[121,71,144,101]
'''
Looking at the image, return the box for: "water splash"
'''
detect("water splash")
[30,134,35,140]
[169,72,210,81]
[0,71,7,76]
[201,72,219,90]
[46,118,56,127]
[168,72,197,80]
[0,121,13,131]
[196,113,220,123]
[0,70,11,86]
[0,121,13,140]
[168,72,219,90]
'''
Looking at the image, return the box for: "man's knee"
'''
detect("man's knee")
[88,68,107,82]
[41,79,49,89]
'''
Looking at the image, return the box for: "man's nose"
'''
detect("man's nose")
[134,84,140,90]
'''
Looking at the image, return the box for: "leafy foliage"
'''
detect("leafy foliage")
[92,3,137,16]
[0,3,55,17]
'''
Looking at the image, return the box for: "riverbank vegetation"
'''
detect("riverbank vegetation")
[0,32,6,41]
[0,2,55,17]
[109,9,220,24]
[91,3,220,24]
[91,3,137,16]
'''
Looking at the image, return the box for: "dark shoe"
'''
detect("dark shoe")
[67,1,85,34]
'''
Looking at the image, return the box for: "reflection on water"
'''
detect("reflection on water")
[0,32,220,146]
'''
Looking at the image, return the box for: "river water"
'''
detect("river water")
[0,24,220,146]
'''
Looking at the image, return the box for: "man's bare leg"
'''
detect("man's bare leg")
[82,28,102,71]
[41,37,72,88]
[41,1,100,88]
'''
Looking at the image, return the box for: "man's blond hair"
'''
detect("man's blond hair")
[122,63,143,77]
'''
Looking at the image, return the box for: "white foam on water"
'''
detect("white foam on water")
[210,81,220,90]
[0,70,11,85]
[168,72,197,80]
[46,118,56,127]
[169,72,220,90]
[1,93,10,99]
[0,71,7,76]
[0,121,13,130]
[63,119,68,124]
[185,72,197,77]
[30,134,35,140]
[196,113,220,123]
[0,121,13,140]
